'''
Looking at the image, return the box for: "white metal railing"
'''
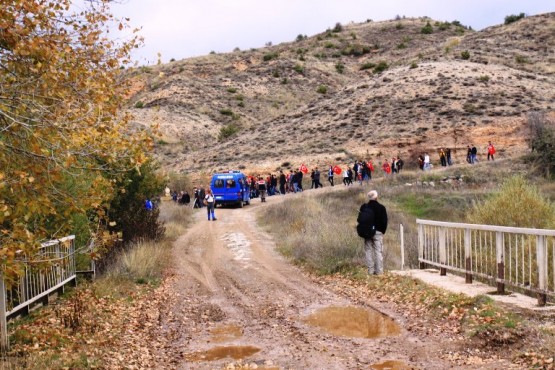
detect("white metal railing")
[417,220,555,306]
[0,235,77,349]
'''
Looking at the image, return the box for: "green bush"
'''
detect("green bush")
[527,112,555,178]
[219,123,240,140]
[360,62,376,71]
[504,13,526,25]
[373,61,389,74]
[341,44,370,56]
[467,176,555,228]
[515,55,529,64]
[333,22,343,33]
[335,62,345,74]
[103,159,166,270]
[226,87,237,93]
[478,75,490,83]
[263,52,279,61]
[317,85,327,94]
[461,50,470,60]
[410,61,418,69]
[134,101,144,109]
[293,64,305,75]
[219,108,233,116]
[421,21,433,34]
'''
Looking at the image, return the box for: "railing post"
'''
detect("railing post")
[439,228,447,276]
[464,228,472,284]
[496,231,505,294]
[418,223,425,269]
[400,224,405,270]
[0,272,9,351]
[536,235,547,306]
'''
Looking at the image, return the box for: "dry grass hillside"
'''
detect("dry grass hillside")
[125,13,555,174]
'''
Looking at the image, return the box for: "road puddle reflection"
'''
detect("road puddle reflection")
[303,306,400,339]
[210,324,243,342]
[370,360,414,369]
[185,346,260,361]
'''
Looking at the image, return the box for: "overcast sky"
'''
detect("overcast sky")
[108,0,553,65]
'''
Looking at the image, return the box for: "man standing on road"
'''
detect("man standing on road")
[359,190,388,275]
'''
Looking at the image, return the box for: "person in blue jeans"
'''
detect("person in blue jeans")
[204,189,216,221]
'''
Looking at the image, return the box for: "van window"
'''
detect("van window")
[214,179,225,188]
[226,179,236,188]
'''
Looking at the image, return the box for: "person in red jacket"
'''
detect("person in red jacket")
[487,141,496,161]
[382,161,391,176]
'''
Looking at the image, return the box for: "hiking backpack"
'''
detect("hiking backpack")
[356,203,376,239]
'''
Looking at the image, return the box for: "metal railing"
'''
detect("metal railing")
[0,235,77,350]
[417,219,555,306]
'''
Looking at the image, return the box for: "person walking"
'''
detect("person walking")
[204,189,216,221]
[257,176,267,202]
[359,190,388,275]
[471,145,478,164]
[314,167,323,189]
[439,148,447,167]
[279,170,286,195]
[328,165,334,186]
[487,141,496,161]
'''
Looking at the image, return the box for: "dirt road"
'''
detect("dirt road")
[156,193,498,369]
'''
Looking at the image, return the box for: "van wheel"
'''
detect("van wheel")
[246,200,250,205]
[238,201,244,208]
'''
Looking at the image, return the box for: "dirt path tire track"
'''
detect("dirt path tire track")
[158,189,508,369]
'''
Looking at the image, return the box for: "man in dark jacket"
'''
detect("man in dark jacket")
[279,171,286,195]
[363,190,388,275]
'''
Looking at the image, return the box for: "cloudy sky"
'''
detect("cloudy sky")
[108,0,553,64]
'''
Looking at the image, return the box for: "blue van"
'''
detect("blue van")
[210,171,250,208]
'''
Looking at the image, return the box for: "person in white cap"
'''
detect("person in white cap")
[359,190,388,275]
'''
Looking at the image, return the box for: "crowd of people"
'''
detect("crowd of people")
[416,142,496,171]
[160,141,497,211]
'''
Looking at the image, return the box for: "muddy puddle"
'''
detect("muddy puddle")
[185,345,260,361]
[303,306,401,339]
[370,360,414,369]
[210,324,243,343]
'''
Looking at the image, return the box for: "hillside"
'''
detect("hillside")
[126,13,555,173]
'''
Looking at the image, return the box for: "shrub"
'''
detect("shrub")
[341,44,370,56]
[397,43,407,49]
[106,160,165,245]
[333,22,343,33]
[360,62,376,71]
[527,112,555,178]
[296,34,306,42]
[293,63,305,75]
[219,108,233,116]
[478,75,490,83]
[395,23,403,30]
[134,101,144,109]
[335,62,345,74]
[226,87,237,93]
[272,69,280,78]
[263,52,279,61]
[461,50,470,60]
[515,55,529,64]
[219,123,240,140]
[317,85,327,94]
[421,21,433,34]
[504,13,526,25]
[467,176,555,228]
[410,61,418,69]
[373,61,389,74]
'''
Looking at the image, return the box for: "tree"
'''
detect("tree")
[527,112,555,178]
[0,0,152,278]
